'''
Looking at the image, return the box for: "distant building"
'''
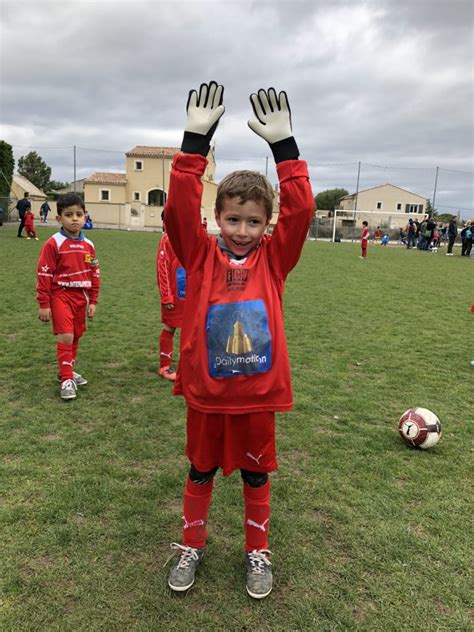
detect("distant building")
[54,179,87,194]
[10,174,48,219]
[337,183,428,229]
[83,145,280,231]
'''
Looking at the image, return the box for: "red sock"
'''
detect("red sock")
[159,329,174,368]
[57,342,74,381]
[182,477,214,549]
[72,338,79,366]
[244,480,271,552]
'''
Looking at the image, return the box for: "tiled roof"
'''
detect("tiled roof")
[85,172,127,185]
[126,146,181,158]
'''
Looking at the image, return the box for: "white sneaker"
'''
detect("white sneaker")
[57,371,88,386]
[60,379,77,400]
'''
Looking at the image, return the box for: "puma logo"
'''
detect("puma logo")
[182,516,206,530]
[246,518,269,532]
[246,452,263,465]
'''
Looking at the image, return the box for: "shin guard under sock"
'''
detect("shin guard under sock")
[244,480,271,552]
[57,342,74,381]
[159,329,174,368]
[182,476,214,549]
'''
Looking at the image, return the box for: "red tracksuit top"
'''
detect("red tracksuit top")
[156,232,186,326]
[164,154,314,415]
[24,210,35,229]
[36,230,101,308]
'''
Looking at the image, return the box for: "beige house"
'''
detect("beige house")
[10,175,48,219]
[84,145,217,229]
[337,183,428,229]
[83,145,282,231]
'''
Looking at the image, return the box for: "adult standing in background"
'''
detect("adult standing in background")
[40,201,51,223]
[446,216,458,256]
[16,192,31,238]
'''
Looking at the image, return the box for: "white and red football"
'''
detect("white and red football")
[398,407,442,449]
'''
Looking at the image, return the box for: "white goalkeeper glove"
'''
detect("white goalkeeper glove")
[181,81,225,156]
[248,88,299,163]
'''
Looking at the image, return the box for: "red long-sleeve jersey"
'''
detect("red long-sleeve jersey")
[36,231,100,308]
[156,232,186,326]
[164,153,314,414]
[24,210,35,229]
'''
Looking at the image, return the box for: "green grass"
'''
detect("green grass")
[0,223,472,631]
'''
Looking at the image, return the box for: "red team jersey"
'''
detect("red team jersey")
[165,154,314,415]
[36,231,100,308]
[156,232,186,327]
[24,210,35,230]
[361,227,370,244]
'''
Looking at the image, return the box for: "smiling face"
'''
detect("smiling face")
[215,197,270,257]
[57,205,86,237]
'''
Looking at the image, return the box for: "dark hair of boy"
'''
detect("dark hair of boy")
[57,193,85,215]
[215,170,274,221]
[362,220,368,226]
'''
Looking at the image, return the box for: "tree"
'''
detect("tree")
[47,180,70,193]
[0,140,15,200]
[426,199,437,218]
[315,188,349,215]
[18,151,51,192]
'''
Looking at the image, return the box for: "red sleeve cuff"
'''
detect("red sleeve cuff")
[276,159,309,183]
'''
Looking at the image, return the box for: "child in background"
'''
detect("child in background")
[156,224,186,381]
[164,82,314,599]
[36,193,100,400]
[360,220,370,258]
[24,209,38,240]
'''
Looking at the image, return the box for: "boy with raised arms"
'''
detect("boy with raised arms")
[164,82,314,598]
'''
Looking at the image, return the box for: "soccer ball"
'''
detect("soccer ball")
[398,407,442,449]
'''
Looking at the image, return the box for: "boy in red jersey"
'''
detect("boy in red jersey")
[164,82,314,598]
[156,226,186,381]
[360,220,370,258]
[36,193,100,400]
[24,209,38,240]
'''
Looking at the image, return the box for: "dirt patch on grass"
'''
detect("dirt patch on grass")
[43,433,63,441]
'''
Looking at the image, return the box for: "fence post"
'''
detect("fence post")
[332,209,337,242]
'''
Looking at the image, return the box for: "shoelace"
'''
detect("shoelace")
[170,543,200,569]
[62,379,76,390]
[248,549,272,575]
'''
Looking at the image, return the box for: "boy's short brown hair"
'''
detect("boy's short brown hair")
[215,170,274,221]
[57,193,85,215]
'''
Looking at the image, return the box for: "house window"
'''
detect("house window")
[405,204,423,213]
[397,203,402,210]
[148,189,166,206]
[100,189,110,201]
[133,191,140,201]
[134,160,143,171]
[376,201,383,210]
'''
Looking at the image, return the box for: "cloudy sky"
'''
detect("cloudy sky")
[1,0,473,217]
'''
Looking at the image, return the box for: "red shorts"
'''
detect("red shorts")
[186,407,277,476]
[161,304,183,328]
[51,288,88,338]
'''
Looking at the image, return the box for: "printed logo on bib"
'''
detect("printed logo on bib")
[226,268,249,292]
[206,299,272,378]
[176,267,186,299]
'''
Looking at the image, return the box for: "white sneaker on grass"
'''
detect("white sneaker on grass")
[60,379,77,400]
[57,371,88,386]
[167,543,204,592]
[245,549,273,599]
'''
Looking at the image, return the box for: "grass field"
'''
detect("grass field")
[0,222,472,631]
